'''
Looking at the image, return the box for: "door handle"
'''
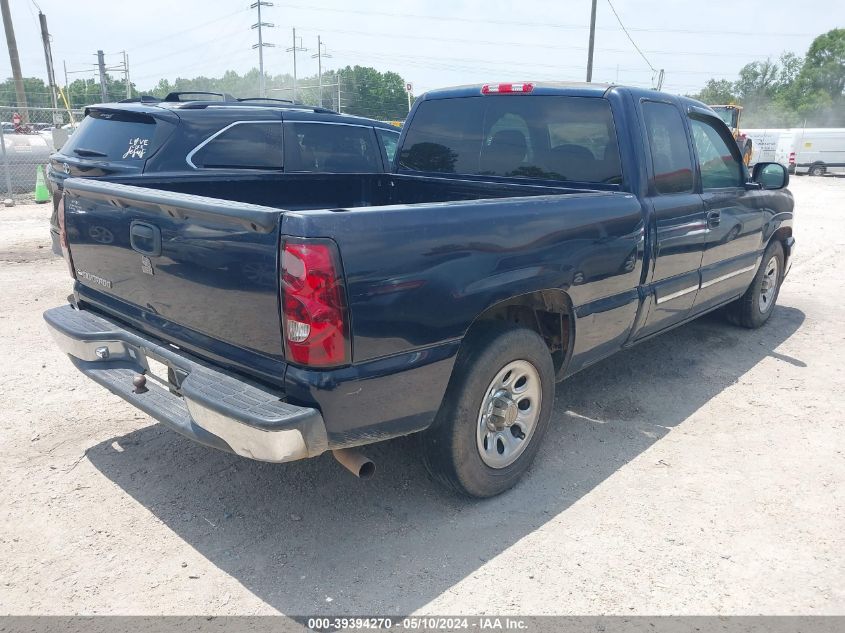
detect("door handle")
[130,221,162,257]
[706,210,721,228]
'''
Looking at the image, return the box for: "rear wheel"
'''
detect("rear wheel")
[725,240,784,329]
[809,164,826,177]
[420,323,555,498]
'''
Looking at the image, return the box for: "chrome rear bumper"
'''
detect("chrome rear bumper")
[43,304,328,463]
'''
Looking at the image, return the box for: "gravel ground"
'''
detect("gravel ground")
[0,177,843,616]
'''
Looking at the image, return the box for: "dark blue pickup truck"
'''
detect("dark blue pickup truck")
[44,82,795,497]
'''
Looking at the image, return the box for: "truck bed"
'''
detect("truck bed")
[61,172,639,391]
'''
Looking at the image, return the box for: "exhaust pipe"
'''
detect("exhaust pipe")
[332,448,376,480]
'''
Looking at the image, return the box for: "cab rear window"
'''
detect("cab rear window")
[61,110,167,161]
[398,95,622,184]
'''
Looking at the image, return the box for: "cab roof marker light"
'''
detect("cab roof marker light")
[481,83,534,95]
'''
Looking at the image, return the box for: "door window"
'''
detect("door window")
[285,122,381,172]
[690,118,744,189]
[641,101,694,194]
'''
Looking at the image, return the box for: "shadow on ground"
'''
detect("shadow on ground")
[87,305,805,614]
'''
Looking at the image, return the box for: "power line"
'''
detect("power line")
[605,0,655,73]
[274,2,818,37]
[292,24,774,59]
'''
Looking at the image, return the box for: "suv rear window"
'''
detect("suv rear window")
[398,95,622,184]
[284,122,381,173]
[61,109,166,161]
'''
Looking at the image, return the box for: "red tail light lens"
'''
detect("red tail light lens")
[481,83,534,95]
[788,152,795,165]
[56,196,76,278]
[280,239,350,367]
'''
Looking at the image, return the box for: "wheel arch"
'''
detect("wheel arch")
[459,289,575,380]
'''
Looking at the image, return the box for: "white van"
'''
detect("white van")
[793,128,845,176]
[743,128,783,165]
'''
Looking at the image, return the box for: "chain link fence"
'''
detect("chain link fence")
[0,106,85,201]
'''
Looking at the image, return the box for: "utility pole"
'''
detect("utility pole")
[38,11,59,111]
[311,36,331,108]
[586,0,597,82]
[63,60,69,106]
[123,51,131,99]
[251,1,275,97]
[286,28,307,103]
[97,49,108,101]
[1,0,28,121]
[336,68,341,113]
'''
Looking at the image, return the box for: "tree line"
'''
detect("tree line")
[0,65,410,121]
[690,28,845,127]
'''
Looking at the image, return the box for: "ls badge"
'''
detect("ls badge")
[140,255,154,276]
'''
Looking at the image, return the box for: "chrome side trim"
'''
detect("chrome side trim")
[284,120,374,129]
[185,120,283,169]
[655,284,698,305]
[700,264,756,289]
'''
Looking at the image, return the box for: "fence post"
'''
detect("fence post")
[0,122,13,201]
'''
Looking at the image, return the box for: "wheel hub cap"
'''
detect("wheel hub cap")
[486,390,519,431]
[477,359,542,469]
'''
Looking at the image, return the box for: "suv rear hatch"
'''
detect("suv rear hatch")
[60,178,285,383]
[51,106,178,181]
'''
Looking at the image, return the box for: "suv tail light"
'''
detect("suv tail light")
[56,196,76,278]
[788,152,795,165]
[280,239,350,367]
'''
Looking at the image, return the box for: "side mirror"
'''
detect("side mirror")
[752,162,789,190]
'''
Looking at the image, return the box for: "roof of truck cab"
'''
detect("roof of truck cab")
[420,82,615,100]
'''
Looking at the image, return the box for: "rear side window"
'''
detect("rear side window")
[377,128,400,164]
[642,101,694,194]
[284,122,381,173]
[61,110,166,161]
[190,122,283,170]
[397,95,622,184]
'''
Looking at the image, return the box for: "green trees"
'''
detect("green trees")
[1,64,410,121]
[145,65,409,120]
[691,29,845,127]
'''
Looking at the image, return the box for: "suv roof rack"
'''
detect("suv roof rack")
[237,97,294,104]
[119,95,161,103]
[171,101,339,113]
[163,91,236,102]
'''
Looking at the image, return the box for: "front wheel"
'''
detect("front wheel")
[420,323,555,498]
[725,240,784,328]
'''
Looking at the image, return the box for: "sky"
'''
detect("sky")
[1,0,838,98]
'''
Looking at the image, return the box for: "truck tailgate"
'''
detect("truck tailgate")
[62,178,285,378]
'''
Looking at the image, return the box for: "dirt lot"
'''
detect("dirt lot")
[1,177,843,616]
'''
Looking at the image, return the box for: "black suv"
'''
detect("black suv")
[47,92,401,253]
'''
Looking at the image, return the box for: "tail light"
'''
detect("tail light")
[481,83,534,95]
[788,152,795,165]
[56,196,76,278]
[280,239,350,368]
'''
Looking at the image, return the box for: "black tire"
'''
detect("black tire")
[420,323,555,498]
[809,164,825,177]
[725,240,784,328]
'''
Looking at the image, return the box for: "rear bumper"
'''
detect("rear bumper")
[43,304,328,463]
